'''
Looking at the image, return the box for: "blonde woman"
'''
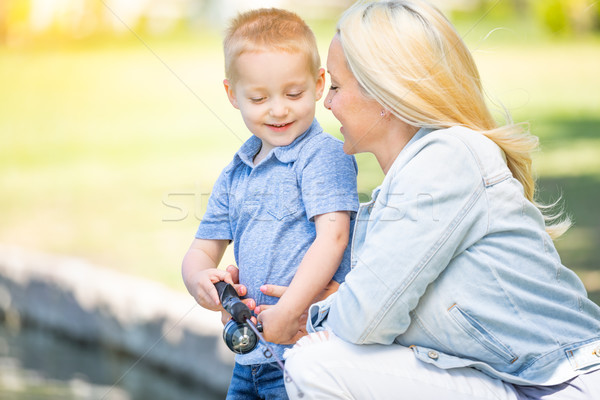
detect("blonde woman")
[253,1,600,398]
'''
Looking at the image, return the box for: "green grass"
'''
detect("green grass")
[1,29,599,303]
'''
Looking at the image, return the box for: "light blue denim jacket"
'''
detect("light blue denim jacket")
[307,126,600,386]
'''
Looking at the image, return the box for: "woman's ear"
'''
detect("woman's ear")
[314,68,326,101]
[223,79,239,109]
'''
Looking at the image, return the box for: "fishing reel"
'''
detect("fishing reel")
[214,282,305,397]
[215,281,262,354]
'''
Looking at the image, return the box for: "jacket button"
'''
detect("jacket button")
[428,350,439,360]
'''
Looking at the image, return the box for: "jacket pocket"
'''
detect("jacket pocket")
[448,304,519,364]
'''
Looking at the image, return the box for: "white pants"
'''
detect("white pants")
[283,332,519,400]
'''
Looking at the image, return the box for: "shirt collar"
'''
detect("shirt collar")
[234,135,262,167]
[234,119,322,167]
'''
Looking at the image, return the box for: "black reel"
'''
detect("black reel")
[214,282,303,397]
[223,319,259,354]
[215,282,261,354]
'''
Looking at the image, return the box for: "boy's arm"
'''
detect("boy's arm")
[317,279,341,302]
[182,238,232,311]
[257,211,351,343]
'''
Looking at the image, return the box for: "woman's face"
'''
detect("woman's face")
[324,35,384,155]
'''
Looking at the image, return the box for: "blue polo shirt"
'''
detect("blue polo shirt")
[196,119,359,365]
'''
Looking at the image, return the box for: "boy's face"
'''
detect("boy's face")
[224,51,325,155]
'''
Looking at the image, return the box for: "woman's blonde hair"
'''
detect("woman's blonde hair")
[337,0,570,238]
[224,8,321,84]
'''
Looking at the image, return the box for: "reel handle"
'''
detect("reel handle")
[215,281,252,323]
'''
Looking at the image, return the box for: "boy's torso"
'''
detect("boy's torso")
[199,119,358,364]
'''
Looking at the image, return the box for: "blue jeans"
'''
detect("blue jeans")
[226,362,288,400]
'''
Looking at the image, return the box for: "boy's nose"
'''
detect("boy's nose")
[269,100,288,118]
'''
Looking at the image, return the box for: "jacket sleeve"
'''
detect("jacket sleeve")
[320,133,490,344]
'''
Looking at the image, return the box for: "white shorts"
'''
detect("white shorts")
[283,332,599,400]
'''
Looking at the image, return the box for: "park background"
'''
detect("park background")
[1,0,599,398]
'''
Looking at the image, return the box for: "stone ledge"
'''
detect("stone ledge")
[0,245,234,394]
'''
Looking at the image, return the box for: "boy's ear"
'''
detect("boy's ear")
[223,79,239,109]
[314,68,326,101]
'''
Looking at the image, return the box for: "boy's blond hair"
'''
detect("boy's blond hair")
[224,8,321,84]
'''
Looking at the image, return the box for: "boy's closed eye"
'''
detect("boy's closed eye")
[249,92,304,102]
[287,91,304,99]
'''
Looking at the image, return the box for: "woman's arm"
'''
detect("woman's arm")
[322,134,489,345]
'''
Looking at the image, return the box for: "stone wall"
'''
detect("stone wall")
[0,245,234,394]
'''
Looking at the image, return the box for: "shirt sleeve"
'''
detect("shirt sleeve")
[298,135,359,221]
[195,165,233,241]
[318,134,489,345]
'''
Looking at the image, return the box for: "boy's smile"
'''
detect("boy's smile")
[266,122,293,131]
[224,51,325,163]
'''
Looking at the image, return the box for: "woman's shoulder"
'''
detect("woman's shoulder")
[439,126,504,158]
[382,126,511,195]
[420,126,500,157]
[393,126,508,179]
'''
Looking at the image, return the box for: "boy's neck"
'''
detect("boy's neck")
[253,143,268,165]
[253,138,281,165]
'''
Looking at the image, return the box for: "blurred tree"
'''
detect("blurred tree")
[1,0,32,46]
[512,0,528,14]
[0,1,6,44]
[532,0,599,35]
[536,0,569,33]
[3,0,596,44]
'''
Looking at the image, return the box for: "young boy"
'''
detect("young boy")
[182,8,358,399]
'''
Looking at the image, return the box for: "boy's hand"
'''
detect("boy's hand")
[189,268,234,311]
[225,264,256,312]
[217,264,256,326]
[256,282,307,343]
[254,280,341,342]
[225,264,249,299]
[256,304,306,344]
[220,310,232,326]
